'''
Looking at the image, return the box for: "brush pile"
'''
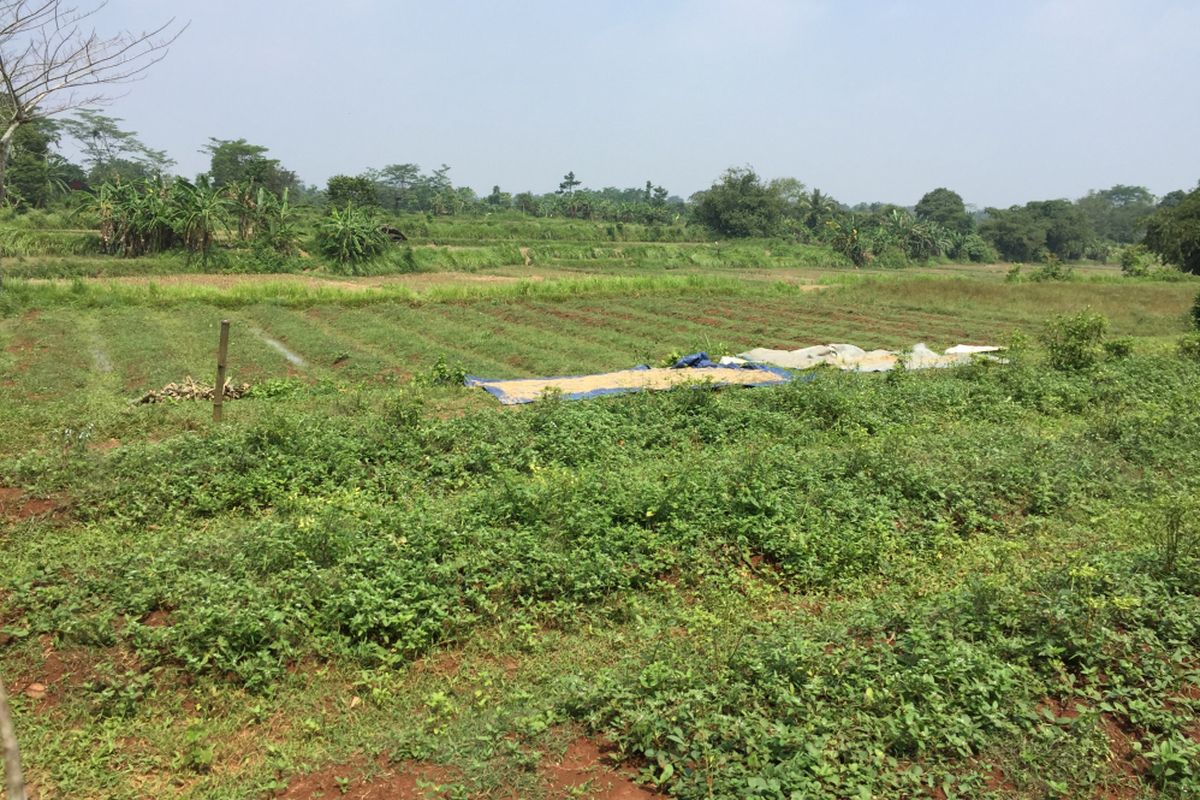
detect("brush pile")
[135,376,251,405]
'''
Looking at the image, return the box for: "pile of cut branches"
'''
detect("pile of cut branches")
[134,376,251,405]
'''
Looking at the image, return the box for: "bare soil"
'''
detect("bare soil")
[278,755,457,800]
[540,737,661,800]
[0,487,56,520]
[37,271,539,292]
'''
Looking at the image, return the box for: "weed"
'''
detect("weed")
[1029,257,1075,282]
[1153,494,1198,576]
[416,356,467,387]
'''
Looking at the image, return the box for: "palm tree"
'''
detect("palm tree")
[801,188,838,234]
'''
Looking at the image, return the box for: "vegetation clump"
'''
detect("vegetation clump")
[316,203,389,271]
[4,344,1200,796]
[1039,309,1110,371]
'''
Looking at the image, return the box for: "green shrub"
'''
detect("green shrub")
[1040,309,1108,371]
[415,355,467,387]
[1103,337,1134,359]
[961,233,999,263]
[1029,258,1075,282]
[1192,290,1200,330]
[1180,333,1200,363]
[1120,244,1160,277]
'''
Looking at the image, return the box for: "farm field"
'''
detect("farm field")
[4,1,1200,797]
[2,263,1200,799]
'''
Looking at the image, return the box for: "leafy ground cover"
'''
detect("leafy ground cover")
[2,267,1200,798]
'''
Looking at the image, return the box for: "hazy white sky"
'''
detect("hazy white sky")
[75,0,1200,207]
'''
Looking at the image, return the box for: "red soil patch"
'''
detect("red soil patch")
[541,738,661,799]
[0,487,57,520]
[5,335,38,354]
[414,649,461,678]
[1037,696,1084,722]
[1095,713,1147,799]
[278,755,457,800]
[983,764,1015,793]
[142,609,172,628]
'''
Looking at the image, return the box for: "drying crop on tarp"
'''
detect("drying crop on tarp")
[134,376,252,404]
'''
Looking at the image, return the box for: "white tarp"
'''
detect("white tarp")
[730,343,1004,373]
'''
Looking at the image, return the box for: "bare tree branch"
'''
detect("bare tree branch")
[0,0,185,202]
[0,678,26,800]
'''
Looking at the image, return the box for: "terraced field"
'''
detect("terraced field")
[4,274,1192,387]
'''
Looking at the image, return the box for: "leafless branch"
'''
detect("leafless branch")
[0,0,185,123]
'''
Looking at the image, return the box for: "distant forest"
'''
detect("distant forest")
[4,110,1199,273]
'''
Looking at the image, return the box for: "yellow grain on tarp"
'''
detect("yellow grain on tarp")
[477,367,788,404]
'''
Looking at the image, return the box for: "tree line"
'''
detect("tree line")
[4,109,1199,274]
[2,1,1198,275]
[688,167,1200,272]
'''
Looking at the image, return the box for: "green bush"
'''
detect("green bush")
[1119,244,1160,277]
[1039,309,1108,371]
[1028,258,1075,282]
[1180,333,1200,363]
[1103,337,1134,359]
[414,355,467,387]
[1192,290,1200,330]
[960,233,999,263]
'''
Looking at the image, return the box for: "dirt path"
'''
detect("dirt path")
[29,268,831,293]
[32,271,550,292]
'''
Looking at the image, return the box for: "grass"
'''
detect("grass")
[2,254,1200,799]
[0,273,1193,457]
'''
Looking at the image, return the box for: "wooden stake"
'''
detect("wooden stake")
[0,678,27,800]
[214,319,230,423]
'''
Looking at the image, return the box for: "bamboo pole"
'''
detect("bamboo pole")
[213,319,230,423]
[0,678,27,800]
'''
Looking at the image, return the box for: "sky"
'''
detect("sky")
[61,0,1200,208]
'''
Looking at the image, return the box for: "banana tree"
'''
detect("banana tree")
[317,203,387,272]
[172,177,230,267]
[225,180,259,241]
[254,187,301,255]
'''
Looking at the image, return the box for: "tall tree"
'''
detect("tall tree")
[201,138,297,195]
[325,174,378,208]
[800,188,838,235]
[979,200,1095,261]
[690,167,786,238]
[1074,185,1155,243]
[371,163,420,211]
[915,188,973,233]
[1143,186,1200,274]
[557,170,580,196]
[0,105,77,205]
[59,109,173,184]
[0,1,183,204]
